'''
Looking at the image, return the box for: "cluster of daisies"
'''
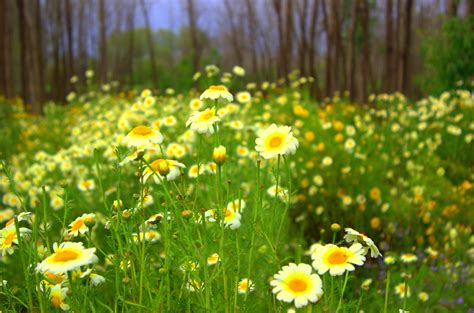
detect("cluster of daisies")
[271,228,381,309]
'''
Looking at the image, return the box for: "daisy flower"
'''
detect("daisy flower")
[394,282,411,298]
[343,228,381,258]
[236,91,251,104]
[207,253,220,266]
[50,284,70,311]
[227,199,246,213]
[400,253,418,263]
[186,107,220,134]
[122,125,163,149]
[270,263,323,308]
[267,185,289,201]
[200,85,233,102]
[311,243,366,276]
[238,278,255,294]
[233,66,245,76]
[205,208,242,230]
[37,242,98,274]
[142,159,185,184]
[188,164,205,178]
[255,124,299,159]
[0,224,31,256]
[68,213,96,237]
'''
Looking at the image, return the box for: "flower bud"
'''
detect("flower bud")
[212,145,227,165]
[330,223,341,232]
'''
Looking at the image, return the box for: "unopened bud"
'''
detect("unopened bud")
[181,210,193,219]
[212,145,227,165]
[330,223,341,232]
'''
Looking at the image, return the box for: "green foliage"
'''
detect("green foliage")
[420,16,474,95]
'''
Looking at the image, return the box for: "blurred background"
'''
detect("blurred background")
[0,0,473,114]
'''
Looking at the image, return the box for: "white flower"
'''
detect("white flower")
[255,124,299,159]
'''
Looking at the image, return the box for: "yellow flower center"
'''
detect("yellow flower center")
[209,85,226,91]
[71,219,85,231]
[224,209,233,218]
[53,249,79,263]
[198,110,215,122]
[4,232,16,246]
[267,134,283,149]
[327,250,349,265]
[51,294,61,308]
[239,281,248,290]
[288,277,308,292]
[132,126,152,136]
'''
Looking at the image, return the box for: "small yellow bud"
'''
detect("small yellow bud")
[212,145,227,165]
[330,223,341,232]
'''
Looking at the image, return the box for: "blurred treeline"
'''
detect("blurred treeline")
[0,0,473,114]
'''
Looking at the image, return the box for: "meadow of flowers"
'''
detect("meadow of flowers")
[0,67,473,312]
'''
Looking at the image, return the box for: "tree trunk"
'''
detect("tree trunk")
[308,0,321,98]
[127,0,135,87]
[273,0,286,80]
[284,0,293,82]
[139,0,158,88]
[399,0,414,94]
[321,0,333,97]
[359,0,371,102]
[186,0,200,88]
[65,0,74,81]
[245,0,259,78]
[347,0,358,100]
[224,0,243,66]
[98,0,108,84]
[446,0,459,17]
[297,0,308,77]
[384,0,394,92]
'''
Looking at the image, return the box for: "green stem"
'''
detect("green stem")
[383,270,391,313]
[335,271,350,313]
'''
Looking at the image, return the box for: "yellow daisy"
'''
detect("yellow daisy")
[207,253,220,266]
[255,124,299,159]
[270,263,323,308]
[238,278,255,294]
[142,159,185,184]
[37,242,98,274]
[186,107,220,134]
[0,224,31,256]
[68,213,96,237]
[311,243,366,276]
[200,85,233,102]
[236,91,251,104]
[49,284,70,311]
[122,125,163,148]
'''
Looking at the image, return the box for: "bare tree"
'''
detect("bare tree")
[186,0,201,87]
[308,0,321,97]
[359,0,372,101]
[384,0,395,92]
[98,0,108,84]
[321,0,333,97]
[398,0,414,94]
[224,0,243,66]
[65,0,74,80]
[139,0,158,87]
[245,0,259,77]
[347,0,358,99]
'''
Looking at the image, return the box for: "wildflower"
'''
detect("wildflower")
[77,178,95,192]
[311,243,366,276]
[267,185,289,201]
[233,66,245,76]
[236,91,251,103]
[270,263,323,309]
[50,284,70,311]
[361,278,373,290]
[186,279,204,292]
[188,164,205,178]
[344,228,381,258]
[322,156,333,166]
[0,224,31,256]
[68,213,96,237]
[132,230,161,243]
[200,85,233,102]
[142,159,185,184]
[213,145,227,165]
[186,107,220,134]
[122,126,163,149]
[384,255,396,265]
[394,282,411,298]
[207,253,220,266]
[37,242,98,274]
[400,253,418,264]
[238,278,255,294]
[255,124,299,159]
[418,291,429,302]
[189,98,203,111]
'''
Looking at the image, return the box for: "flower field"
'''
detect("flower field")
[0,70,473,312]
